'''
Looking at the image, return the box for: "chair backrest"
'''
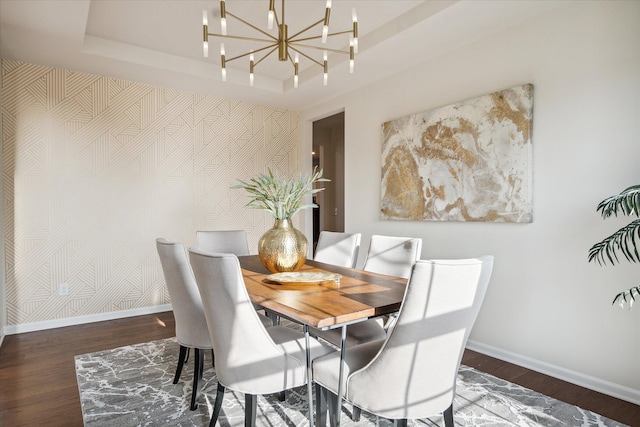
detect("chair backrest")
[155,238,212,349]
[314,231,361,268]
[188,248,303,394]
[362,235,422,279]
[195,230,250,256]
[346,256,494,420]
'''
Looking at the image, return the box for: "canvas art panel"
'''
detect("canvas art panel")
[380,84,533,222]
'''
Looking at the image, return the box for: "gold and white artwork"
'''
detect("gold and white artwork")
[381,84,533,222]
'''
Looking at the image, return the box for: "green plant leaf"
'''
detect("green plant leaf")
[597,184,640,219]
[232,167,329,220]
[612,285,640,308]
[588,219,640,265]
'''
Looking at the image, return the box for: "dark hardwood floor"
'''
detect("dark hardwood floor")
[0,311,638,426]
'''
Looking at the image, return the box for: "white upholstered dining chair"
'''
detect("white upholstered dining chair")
[314,231,361,268]
[312,256,494,427]
[155,238,214,410]
[188,248,335,427]
[311,231,389,349]
[195,229,251,255]
[314,234,423,349]
[362,234,423,279]
[156,238,272,410]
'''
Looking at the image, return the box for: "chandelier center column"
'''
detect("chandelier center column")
[278,24,288,61]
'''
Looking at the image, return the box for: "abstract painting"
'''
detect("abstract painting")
[381,84,533,222]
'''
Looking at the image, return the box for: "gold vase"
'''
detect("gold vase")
[258,219,308,273]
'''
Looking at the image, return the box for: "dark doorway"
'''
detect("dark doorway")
[312,112,345,253]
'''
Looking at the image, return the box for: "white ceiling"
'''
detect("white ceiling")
[0,0,563,110]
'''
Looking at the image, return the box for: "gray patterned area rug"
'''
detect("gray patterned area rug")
[75,338,626,427]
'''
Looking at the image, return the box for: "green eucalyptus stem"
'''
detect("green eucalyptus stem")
[232,167,329,220]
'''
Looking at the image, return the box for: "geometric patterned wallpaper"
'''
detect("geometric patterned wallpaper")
[1,59,299,326]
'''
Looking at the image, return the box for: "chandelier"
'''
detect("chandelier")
[202,0,358,88]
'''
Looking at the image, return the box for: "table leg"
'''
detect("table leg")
[335,325,347,427]
[304,325,315,427]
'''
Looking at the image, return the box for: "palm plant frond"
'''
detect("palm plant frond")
[589,184,640,308]
[597,184,640,218]
[588,219,640,265]
[612,285,640,309]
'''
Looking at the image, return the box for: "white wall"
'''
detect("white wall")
[1,60,299,330]
[0,61,5,346]
[300,1,640,402]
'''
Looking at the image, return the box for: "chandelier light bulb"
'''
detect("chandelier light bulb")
[268,11,274,29]
[322,0,331,43]
[352,9,358,53]
[349,42,354,73]
[202,10,209,57]
[294,53,299,88]
[220,43,226,81]
[267,0,276,30]
[323,51,328,86]
[249,52,255,86]
[220,0,227,35]
[268,0,275,30]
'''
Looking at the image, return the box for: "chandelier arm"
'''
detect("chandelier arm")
[254,46,279,67]
[208,32,275,44]
[273,10,281,29]
[291,29,353,44]
[288,19,324,41]
[225,44,277,63]
[225,11,277,41]
[289,46,323,68]
[290,43,350,56]
[326,30,354,37]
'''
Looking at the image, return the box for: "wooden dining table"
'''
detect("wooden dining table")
[238,255,408,426]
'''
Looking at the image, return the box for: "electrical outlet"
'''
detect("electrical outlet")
[59,282,69,296]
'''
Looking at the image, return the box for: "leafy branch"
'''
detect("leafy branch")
[587,219,640,265]
[612,286,640,309]
[588,184,640,309]
[596,184,640,218]
[233,167,329,220]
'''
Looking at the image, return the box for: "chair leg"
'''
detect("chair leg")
[443,404,454,427]
[173,345,188,384]
[245,394,257,427]
[265,310,280,325]
[326,390,339,427]
[190,348,205,410]
[278,391,286,401]
[393,420,407,427]
[209,383,225,427]
[315,383,327,427]
[211,349,215,368]
[352,406,361,422]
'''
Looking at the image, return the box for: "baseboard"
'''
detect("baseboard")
[466,339,640,406]
[2,304,173,335]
